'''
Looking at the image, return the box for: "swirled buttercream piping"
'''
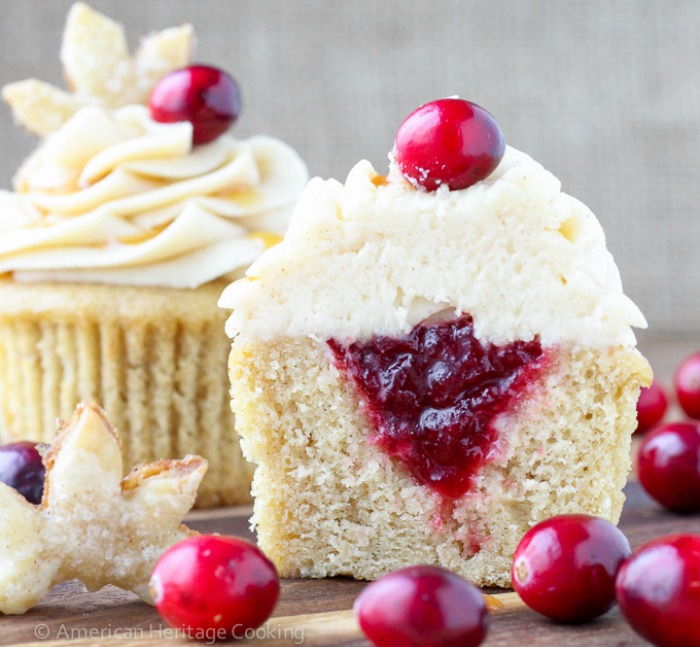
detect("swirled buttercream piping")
[0,104,308,288]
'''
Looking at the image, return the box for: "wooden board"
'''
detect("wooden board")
[1,481,699,646]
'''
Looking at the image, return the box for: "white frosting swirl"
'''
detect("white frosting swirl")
[221,147,646,348]
[0,104,308,288]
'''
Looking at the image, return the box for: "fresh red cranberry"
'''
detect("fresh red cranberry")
[635,379,668,433]
[150,535,279,639]
[675,351,700,419]
[512,514,631,623]
[329,315,544,499]
[637,421,700,513]
[0,441,45,504]
[616,534,700,647]
[394,98,505,191]
[354,565,488,647]
[149,65,241,145]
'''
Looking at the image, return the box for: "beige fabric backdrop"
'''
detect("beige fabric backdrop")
[0,0,698,341]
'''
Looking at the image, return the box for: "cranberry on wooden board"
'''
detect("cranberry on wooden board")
[0,441,45,504]
[394,98,505,191]
[635,379,668,433]
[150,535,279,639]
[637,421,700,513]
[149,65,241,145]
[616,534,700,647]
[675,351,700,419]
[354,565,488,647]
[512,514,631,623]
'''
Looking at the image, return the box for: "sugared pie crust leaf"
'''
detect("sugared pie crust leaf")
[2,3,192,137]
[0,401,206,615]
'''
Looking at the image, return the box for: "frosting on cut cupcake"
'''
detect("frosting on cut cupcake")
[220,147,646,347]
[0,105,308,288]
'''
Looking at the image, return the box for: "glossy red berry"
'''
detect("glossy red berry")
[0,441,45,504]
[354,565,488,647]
[635,379,668,433]
[149,65,241,145]
[637,421,700,513]
[512,514,631,623]
[394,98,505,192]
[675,351,700,418]
[616,534,700,647]
[150,535,279,639]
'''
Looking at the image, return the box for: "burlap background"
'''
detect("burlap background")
[0,0,698,340]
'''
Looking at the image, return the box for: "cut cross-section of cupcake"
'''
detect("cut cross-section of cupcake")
[329,315,547,499]
[219,99,651,586]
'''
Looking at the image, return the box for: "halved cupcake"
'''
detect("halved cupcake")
[220,98,650,585]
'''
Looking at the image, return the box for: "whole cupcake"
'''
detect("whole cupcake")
[0,3,308,507]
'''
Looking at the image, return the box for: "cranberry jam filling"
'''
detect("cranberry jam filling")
[328,315,544,498]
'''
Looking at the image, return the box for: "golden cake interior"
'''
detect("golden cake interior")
[230,336,650,586]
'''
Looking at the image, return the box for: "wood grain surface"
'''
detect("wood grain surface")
[1,479,699,647]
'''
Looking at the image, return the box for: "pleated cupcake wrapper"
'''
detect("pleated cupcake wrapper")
[0,313,252,508]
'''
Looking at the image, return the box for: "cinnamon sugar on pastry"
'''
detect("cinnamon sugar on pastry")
[2,2,192,136]
[0,402,206,615]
